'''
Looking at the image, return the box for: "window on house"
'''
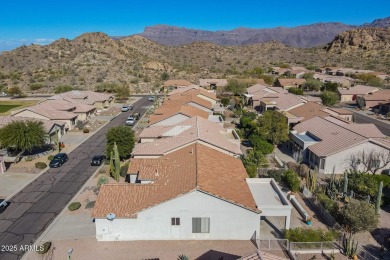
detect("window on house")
[192,218,210,233]
[371,160,381,168]
[171,218,180,226]
[320,158,325,170]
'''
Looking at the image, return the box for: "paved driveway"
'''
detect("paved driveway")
[0,97,150,260]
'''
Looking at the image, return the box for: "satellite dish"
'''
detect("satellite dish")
[106,213,116,221]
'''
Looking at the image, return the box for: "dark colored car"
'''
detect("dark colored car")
[132,112,140,120]
[241,140,252,147]
[91,155,106,166]
[382,169,390,176]
[49,153,69,168]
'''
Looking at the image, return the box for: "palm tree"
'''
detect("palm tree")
[0,120,46,153]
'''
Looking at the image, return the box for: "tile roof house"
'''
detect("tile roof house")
[322,107,353,121]
[259,93,306,113]
[92,143,261,241]
[356,90,390,111]
[290,116,390,174]
[313,73,355,87]
[284,102,329,127]
[135,116,242,157]
[244,85,287,110]
[163,93,214,112]
[48,90,114,108]
[148,104,210,126]
[274,78,306,89]
[12,100,79,130]
[337,85,379,102]
[162,79,193,92]
[169,86,219,105]
[199,79,228,90]
[0,116,66,144]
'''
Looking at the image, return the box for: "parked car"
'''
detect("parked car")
[382,169,390,176]
[0,200,8,213]
[132,112,140,120]
[126,116,136,126]
[49,153,69,168]
[0,92,7,96]
[241,140,252,147]
[91,155,106,166]
[121,105,131,112]
[148,96,155,102]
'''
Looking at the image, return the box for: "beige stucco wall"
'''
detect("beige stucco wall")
[340,94,354,102]
[319,141,390,174]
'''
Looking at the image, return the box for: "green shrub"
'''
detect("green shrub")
[37,241,51,254]
[245,165,258,178]
[83,128,90,133]
[25,156,33,162]
[316,192,339,214]
[120,162,129,177]
[97,175,108,186]
[347,171,380,198]
[372,174,390,188]
[35,162,47,169]
[29,83,44,91]
[288,88,304,95]
[248,135,274,154]
[221,97,230,106]
[48,155,54,161]
[266,169,284,182]
[283,169,300,192]
[284,227,337,242]
[68,202,81,211]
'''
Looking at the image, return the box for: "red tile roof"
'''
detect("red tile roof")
[92,144,258,218]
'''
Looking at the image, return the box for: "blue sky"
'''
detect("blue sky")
[0,0,389,51]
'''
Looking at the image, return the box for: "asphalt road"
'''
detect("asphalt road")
[0,97,150,260]
[353,112,390,136]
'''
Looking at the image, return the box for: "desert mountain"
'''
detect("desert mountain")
[134,17,390,48]
[0,28,389,94]
[326,27,390,53]
[137,23,356,48]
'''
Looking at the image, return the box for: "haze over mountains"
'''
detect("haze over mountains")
[133,16,390,48]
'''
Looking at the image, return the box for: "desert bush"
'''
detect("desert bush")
[35,162,47,169]
[37,241,51,254]
[284,227,337,242]
[120,162,129,177]
[266,169,284,182]
[48,155,54,161]
[83,128,90,133]
[76,120,84,130]
[283,169,300,192]
[97,175,108,186]
[68,202,81,211]
[316,192,339,214]
[25,156,33,162]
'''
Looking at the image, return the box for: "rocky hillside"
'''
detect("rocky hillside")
[326,27,390,53]
[0,29,389,94]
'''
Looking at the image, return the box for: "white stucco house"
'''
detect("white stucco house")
[92,143,292,241]
[289,116,390,174]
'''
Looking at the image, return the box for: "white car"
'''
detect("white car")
[0,92,7,96]
[125,116,136,126]
[148,96,155,102]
